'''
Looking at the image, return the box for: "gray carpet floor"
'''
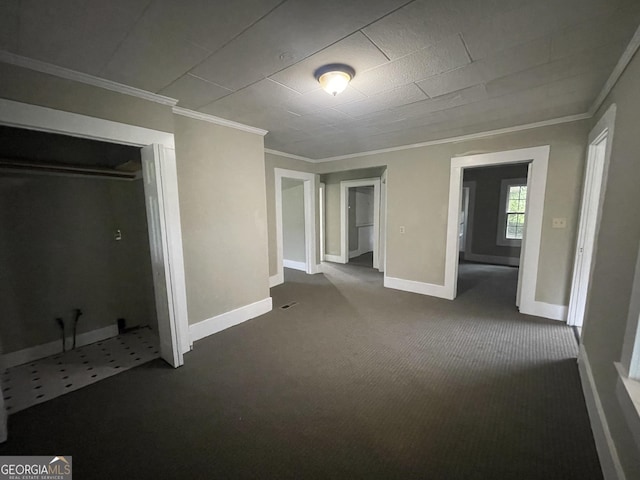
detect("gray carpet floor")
[0,262,601,479]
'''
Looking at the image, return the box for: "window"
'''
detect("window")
[497,178,527,246]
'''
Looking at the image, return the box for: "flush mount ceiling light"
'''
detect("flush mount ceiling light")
[314,64,355,96]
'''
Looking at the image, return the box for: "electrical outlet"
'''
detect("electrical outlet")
[400,226,405,234]
[552,218,567,229]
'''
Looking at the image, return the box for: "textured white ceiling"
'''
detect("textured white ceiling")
[1,0,639,159]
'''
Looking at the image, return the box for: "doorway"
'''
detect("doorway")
[273,168,317,286]
[347,185,376,268]
[282,178,307,271]
[445,146,550,318]
[0,99,189,366]
[567,104,616,328]
[340,178,381,270]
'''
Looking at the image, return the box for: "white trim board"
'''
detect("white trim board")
[323,254,343,264]
[310,114,590,163]
[445,146,550,318]
[264,114,590,164]
[0,51,269,138]
[264,149,313,163]
[1,324,119,370]
[0,98,175,149]
[173,107,267,136]
[269,274,283,288]
[384,276,450,299]
[283,259,307,271]
[526,301,566,322]
[189,297,272,343]
[589,23,640,116]
[579,345,626,480]
[274,168,318,284]
[0,50,178,106]
[349,247,372,259]
[615,363,640,451]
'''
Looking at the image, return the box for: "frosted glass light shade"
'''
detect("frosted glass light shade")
[318,71,351,96]
[314,64,355,96]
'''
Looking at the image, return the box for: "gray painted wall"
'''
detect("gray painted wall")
[0,174,156,354]
[174,115,270,324]
[463,164,529,261]
[282,178,305,263]
[581,48,640,479]
[313,121,587,306]
[0,62,271,337]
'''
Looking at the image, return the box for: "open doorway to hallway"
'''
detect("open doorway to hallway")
[347,185,375,268]
[319,167,386,272]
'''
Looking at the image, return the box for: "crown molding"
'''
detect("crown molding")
[0,50,178,106]
[172,107,268,136]
[264,149,313,162]
[311,113,592,163]
[589,23,640,116]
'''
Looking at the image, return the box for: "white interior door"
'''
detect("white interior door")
[141,144,183,368]
[567,132,609,327]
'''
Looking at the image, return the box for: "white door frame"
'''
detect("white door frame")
[340,178,381,269]
[567,104,616,327]
[0,99,191,360]
[319,182,326,263]
[273,168,317,287]
[461,181,477,256]
[379,170,387,272]
[445,146,550,317]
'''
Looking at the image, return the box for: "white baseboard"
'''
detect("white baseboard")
[323,254,344,264]
[464,252,520,266]
[578,345,625,480]
[614,362,640,452]
[283,259,306,271]
[1,324,119,370]
[349,248,371,259]
[520,301,567,321]
[269,273,283,288]
[315,263,324,273]
[189,297,272,343]
[384,275,450,299]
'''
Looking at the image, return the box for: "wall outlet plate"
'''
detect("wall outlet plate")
[552,218,567,229]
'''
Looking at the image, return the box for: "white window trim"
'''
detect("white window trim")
[496,178,527,247]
